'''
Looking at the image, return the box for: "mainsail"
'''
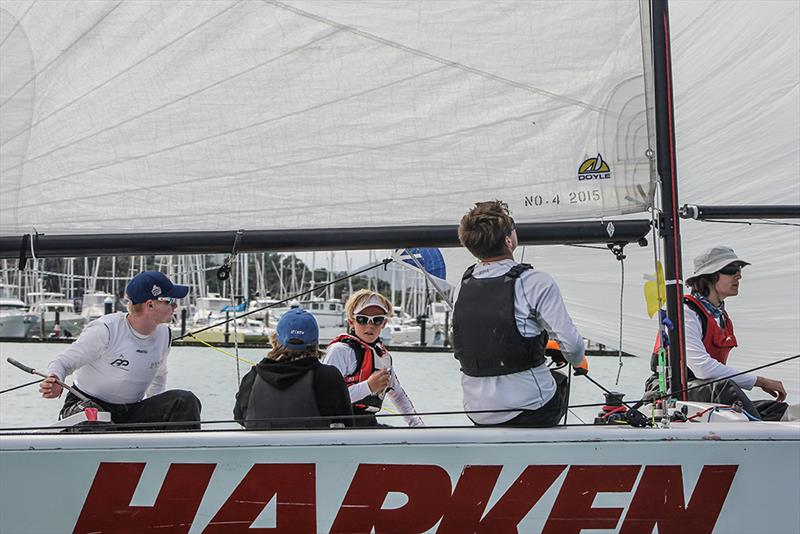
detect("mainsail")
[449,0,799,398]
[1,0,655,236]
[1,1,796,395]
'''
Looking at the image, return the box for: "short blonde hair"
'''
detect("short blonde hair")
[126,302,145,316]
[266,333,325,362]
[344,289,392,321]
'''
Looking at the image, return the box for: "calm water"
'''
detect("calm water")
[0,342,656,429]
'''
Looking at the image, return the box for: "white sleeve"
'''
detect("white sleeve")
[322,343,372,403]
[526,273,585,364]
[387,371,424,427]
[46,322,110,381]
[145,337,170,397]
[684,306,756,389]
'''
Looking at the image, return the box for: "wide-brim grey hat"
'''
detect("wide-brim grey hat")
[686,246,750,283]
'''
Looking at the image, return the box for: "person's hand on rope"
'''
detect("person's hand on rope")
[572,356,589,376]
[755,376,787,402]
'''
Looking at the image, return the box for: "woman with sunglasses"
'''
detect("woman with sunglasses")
[323,289,424,427]
[678,246,788,420]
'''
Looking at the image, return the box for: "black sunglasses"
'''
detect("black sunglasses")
[354,315,388,326]
[718,264,742,276]
[508,217,516,235]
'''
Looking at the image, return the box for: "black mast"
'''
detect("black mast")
[651,0,687,399]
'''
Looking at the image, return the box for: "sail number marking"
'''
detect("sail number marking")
[524,190,601,207]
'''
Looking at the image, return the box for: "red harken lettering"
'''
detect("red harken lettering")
[74,462,215,534]
[74,462,737,534]
[204,464,316,533]
[620,465,738,534]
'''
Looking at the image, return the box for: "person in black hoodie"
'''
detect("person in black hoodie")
[234,308,353,429]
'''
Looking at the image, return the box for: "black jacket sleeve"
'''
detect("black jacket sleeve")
[313,364,355,427]
[234,367,258,426]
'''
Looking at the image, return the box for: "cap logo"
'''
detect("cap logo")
[290,328,305,335]
[151,285,162,296]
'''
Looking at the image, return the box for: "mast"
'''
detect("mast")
[651,0,688,399]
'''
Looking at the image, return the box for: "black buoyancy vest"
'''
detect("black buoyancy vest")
[245,370,323,429]
[453,263,548,377]
[331,334,389,415]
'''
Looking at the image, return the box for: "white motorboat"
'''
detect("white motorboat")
[188,294,265,343]
[26,292,86,338]
[79,291,115,322]
[0,285,38,338]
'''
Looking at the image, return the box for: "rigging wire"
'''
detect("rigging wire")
[615,253,624,384]
[173,257,394,341]
[564,244,608,251]
[649,204,667,396]
[0,379,40,395]
[186,334,256,367]
[693,218,800,228]
[3,352,798,430]
[229,274,242,384]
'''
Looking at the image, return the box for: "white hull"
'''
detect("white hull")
[0,312,38,338]
[1,423,798,533]
[37,314,86,338]
[382,322,445,347]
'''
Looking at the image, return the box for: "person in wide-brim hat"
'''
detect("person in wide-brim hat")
[677,245,788,421]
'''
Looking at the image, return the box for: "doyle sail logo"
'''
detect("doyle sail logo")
[578,153,612,180]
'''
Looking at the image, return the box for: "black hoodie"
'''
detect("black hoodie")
[234,357,353,427]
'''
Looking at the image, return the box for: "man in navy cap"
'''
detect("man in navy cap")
[39,271,201,430]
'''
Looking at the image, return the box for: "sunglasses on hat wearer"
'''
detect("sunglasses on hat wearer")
[156,297,178,305]
[718,264,742,276]
[354,315,388,326]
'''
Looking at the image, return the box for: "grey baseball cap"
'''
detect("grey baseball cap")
[686,246,750,283]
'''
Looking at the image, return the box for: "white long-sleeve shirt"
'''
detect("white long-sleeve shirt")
[46,312,170,404]
[684,304,756,389]
[453,259,585,425]
[323,341,424,427]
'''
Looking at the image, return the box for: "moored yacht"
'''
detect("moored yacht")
[79,291,115,322]
[27,292,86,338]
[0,285,38,338]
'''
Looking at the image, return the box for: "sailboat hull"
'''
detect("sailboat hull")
[1,424,798,533]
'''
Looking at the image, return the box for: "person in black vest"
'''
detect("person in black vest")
[646,246,787,420]
[234,308,353,429]
[453,200,588,427]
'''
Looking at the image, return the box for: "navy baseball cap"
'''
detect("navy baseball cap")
[276,308,319,349]
[125,271,189,304]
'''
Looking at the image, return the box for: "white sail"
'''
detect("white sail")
[444,0,800,398]
[1,0,655,235]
